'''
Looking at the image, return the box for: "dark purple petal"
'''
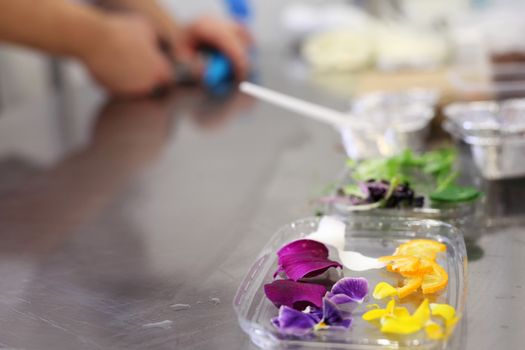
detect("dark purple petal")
[329,318,352,330]
[305,307,323,323]
[278,254,342,281]
[363,181,389,202]
[264,280,327,310]
[330,277,369,304]
[275,239,342,281]
[277,239,329,259]
[271,306,318,336]
[321,298,352,329]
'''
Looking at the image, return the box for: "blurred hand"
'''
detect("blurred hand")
[177,15,252,81]
[81,14,172,96]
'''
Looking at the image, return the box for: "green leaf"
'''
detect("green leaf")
[420,148,456,175]
[343,184,366,198]
[435,171,458,192]
[346,158,358,169]
[430,185,481,203]
[344,147,482,206]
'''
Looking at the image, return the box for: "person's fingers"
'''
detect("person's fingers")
[188,17,251,80]
[198,29,249,79]
[156,53,173,83]
[173,40,205,79]
[214,33,249,80]
[231,22,253,47]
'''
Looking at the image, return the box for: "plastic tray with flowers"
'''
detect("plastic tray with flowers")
[234,216,467,349]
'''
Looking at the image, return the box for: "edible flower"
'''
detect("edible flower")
[314,298,352,330]
[270,277,368,336]
[363,299,430,335]
[264,280,327,310]
[275,239,342,281]
[272,298,352,336]
[425,303,460,340]
[271,306,320,336]
[372,282,397,299]
[362,299,410,322]
[379,239,449,298]
[327,277,369,305]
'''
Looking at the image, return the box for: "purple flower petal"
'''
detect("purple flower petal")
[278,254,342,281]
[304,306,323,323]
[321,298,352,329]
[325,293,358,316]
[271,306,318,336]
[330,277,369,304]
[327,293,356,305]
[277,239,329,259]
[264,280,327,310]
[275,239,342,281]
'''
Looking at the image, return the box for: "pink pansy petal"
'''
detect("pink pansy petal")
[264,280,327,310]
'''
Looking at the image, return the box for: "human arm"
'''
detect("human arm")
[0,0,172,95]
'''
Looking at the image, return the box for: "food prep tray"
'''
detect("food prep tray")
[326,169,480,230]
[341,90,437,160]
[234,217,467,349]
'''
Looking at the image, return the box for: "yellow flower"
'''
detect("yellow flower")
[381,298,430,335]
[425,320,444,340]
[363,299,430,335]
[364,294,460,340]
[424,303,460,340]
[372,282,397,300]
[363,299,410,321]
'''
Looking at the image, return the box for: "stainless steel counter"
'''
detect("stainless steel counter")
[0,51,524,350]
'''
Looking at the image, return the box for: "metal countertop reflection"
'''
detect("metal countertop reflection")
[0,51,524,350]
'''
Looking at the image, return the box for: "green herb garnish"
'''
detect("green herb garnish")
[346,148,481,204]
[430,185,481,203]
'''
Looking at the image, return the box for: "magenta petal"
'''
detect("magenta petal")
[276,239,342,281]
[277,239,329,259]
[330,277,369,304]
[271,306,318,336]
[279,255,342,281]
[264,280,327,310]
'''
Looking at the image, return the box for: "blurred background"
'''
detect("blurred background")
[1,0,525,111]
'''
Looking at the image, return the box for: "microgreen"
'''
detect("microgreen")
[345,148,481,204]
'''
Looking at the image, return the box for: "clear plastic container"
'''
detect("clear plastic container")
[234,216,467,350]
[326,169,480,231]
[341,90,438,160]
[444,99,525,179]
